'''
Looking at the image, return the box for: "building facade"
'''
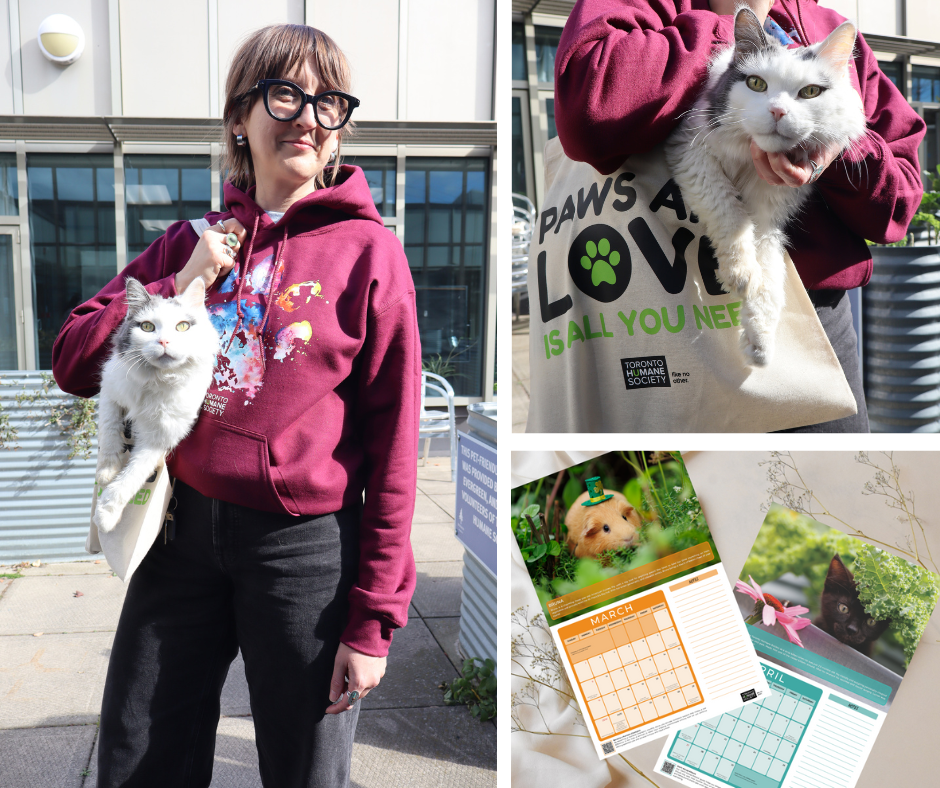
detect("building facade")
[0,0,497,403]
[511,0,940,210]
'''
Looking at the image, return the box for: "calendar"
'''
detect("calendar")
[663,665,820,787]
[561,590,703,740]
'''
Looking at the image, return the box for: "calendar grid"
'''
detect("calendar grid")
[561,590,703,741]
[665,669,822,788]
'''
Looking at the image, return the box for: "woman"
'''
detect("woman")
[553,0,926,432]
[52,25,420,787]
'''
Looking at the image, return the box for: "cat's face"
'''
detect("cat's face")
[713,9,865,154]
[115,277,218,372]
[818,554,891,651]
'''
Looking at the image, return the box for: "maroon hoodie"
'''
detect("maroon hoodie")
[52,166,420,657]
[554,0,926,290]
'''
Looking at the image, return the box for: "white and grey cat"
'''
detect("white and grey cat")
[94,277,218,533]
[666,7,866,365]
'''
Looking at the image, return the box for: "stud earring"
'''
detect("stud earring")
[236,134,247,147]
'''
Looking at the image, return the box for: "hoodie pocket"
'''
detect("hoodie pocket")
[173,417,299,515]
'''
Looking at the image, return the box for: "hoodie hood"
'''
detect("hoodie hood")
[221,164,385,234]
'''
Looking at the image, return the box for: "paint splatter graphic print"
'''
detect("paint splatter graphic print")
[207,251,324,401]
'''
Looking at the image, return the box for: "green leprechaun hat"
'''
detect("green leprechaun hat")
[581,476,613,507]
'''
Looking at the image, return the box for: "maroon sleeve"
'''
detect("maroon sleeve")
[341,278,421,657]
[51,222,198,398]
[555,0,735,173]
[814,31,926,244]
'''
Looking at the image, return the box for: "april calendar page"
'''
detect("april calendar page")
[511,452,768,759]
[655,505,940,788]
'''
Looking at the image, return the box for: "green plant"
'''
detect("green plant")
[13,373,97,460]
[912,165,940,244]
[853,544,940,663]
[0,573,23,580]
[440,657,496,721]
[0,376,19,451]
[421,339,477,380]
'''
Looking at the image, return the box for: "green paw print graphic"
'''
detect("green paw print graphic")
[580,238,621,287]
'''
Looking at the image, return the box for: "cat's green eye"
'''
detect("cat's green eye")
[838,603,849,614]
[140,321,155,332]
[176,321,191,332]
[746,75,767,92]
[798,84,823,99]
[866,617,876,627]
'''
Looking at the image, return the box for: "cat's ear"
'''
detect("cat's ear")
[824,554,855,591]
[815,22,857,75]
[733,7,769,63]
[178,275,206,310]
[124,278,152,314]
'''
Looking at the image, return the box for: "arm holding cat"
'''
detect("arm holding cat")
[554,0,738,173]
[52,219,244,398]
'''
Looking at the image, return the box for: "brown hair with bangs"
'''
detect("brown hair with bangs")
[222,24,354,191]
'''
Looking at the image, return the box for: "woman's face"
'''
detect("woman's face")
[233,60,339,202]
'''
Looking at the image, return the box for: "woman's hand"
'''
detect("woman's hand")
[750,139,843,187]
[174,218,248,293]
[326,642,387,714]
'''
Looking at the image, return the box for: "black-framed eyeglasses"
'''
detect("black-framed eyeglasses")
[254,79,359,129]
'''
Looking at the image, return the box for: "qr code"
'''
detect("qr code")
[662,761,676,775]
[601,741,614,755]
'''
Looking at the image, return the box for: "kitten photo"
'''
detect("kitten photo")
[814,554,890,656]
[94,277,218,533]
[666,7,866,365]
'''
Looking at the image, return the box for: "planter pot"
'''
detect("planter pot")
[864,245,940,432]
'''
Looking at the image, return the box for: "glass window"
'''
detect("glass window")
[546,97,558,140]
[125,155,212,260]
[535,26,562,83]
[344,156,396,217]
[926,109,938,176]
[0,153,18,215]
[512,23,527,81]
[27,154,116,369]
[512,97,527,195]
[913,65,940,103]
[404,158,488,397]
[0,234,16,368]
[878,60,903,90]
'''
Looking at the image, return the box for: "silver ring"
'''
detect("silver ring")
[346,690,360,703]
[808,159,824,183]
[224,247,236,259]
[216,220,226,232]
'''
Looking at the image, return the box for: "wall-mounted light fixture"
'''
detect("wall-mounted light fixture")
[38,14,85,65]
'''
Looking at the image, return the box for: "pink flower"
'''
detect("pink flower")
[735,576,812,647]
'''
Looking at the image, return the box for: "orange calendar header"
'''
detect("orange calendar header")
[560,590,667,639]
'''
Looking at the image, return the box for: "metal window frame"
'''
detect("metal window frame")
[512,91,535,200]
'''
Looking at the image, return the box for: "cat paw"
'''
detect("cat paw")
[95,456,122,487]
[94,503,121,534]
[742,333,774,367]
[722,262,762,297]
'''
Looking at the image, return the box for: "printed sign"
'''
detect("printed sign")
[454,431,496,576]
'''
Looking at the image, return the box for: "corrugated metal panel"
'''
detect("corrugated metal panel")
[0,372,96,564]
[458,550,496,666]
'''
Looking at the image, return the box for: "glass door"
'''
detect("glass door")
[0,227,24,370]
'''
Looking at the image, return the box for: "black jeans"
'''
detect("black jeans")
[777,288,870,433]
[98,480,361,788]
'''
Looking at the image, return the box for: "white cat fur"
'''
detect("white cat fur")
[666,8,865,365]
[94,277,218,533]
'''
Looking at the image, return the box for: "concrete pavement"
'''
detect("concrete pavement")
[0,457,495,787]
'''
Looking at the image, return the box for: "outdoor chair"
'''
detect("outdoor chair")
[418,371,457,482]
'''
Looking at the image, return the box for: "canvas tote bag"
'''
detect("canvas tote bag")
[87,452,173,582]
[525,138,857,433]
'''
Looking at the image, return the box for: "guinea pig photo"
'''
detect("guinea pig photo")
[565,490,642,558]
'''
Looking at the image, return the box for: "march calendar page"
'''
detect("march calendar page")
[511,452,768,758]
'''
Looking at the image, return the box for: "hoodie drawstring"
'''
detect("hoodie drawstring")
[779,0,810,46]
[224,213,288,373]
[258,224,289,372]
[225,212,261,354]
